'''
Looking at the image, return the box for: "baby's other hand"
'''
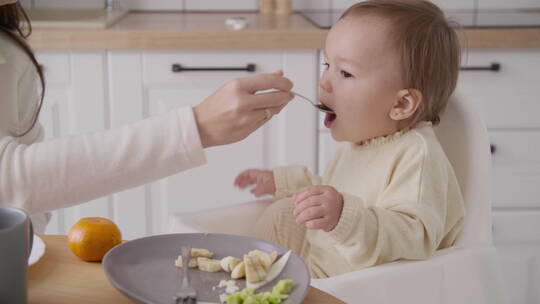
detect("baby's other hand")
[234,169,276,197]
[292,185,343,232]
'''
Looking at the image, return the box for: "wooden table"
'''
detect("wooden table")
[28,235,344,304]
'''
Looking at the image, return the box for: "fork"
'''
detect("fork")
[291,91,335,114]
[174,246,197,304]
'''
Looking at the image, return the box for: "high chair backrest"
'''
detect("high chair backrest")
[433,94,493,247]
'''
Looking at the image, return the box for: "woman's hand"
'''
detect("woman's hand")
[193,71,293,148]
[234,169,276,197]
[292,185,344,232]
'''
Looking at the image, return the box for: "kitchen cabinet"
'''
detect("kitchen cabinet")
[37,49,319,240]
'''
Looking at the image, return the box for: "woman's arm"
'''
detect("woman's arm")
[0,108,205,214]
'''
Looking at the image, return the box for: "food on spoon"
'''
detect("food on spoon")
[244,253,268,284]
[174,256,198,268]
[197,257,222,272]
[221,256,242,272]
[231,261,246,279]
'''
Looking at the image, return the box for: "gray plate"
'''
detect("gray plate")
[103,233,310,304]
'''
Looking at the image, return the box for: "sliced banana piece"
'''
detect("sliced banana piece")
[175,256,199,268]
[248,250,273,271]
[191,248,214,258]
[197,257,222,272]
[231,261,245,279]
[244,253,268,284]
[220,256,242,272]
[269,251,278,264]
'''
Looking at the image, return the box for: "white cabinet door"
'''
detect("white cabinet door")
[489,130,540,208]
[493,210,540,304]
[457,50,540,128]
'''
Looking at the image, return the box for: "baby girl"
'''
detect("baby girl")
[235,0,465,278]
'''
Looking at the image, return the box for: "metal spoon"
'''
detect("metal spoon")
[291,91,335,114]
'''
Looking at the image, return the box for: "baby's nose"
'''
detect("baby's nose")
[319,75,332,93]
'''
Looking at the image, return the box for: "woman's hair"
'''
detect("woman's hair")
[0,2,45,137]
[340,0,461,125]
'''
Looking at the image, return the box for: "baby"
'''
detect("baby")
[235,0,465,278]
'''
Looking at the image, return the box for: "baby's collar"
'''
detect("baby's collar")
[355,121,432,148]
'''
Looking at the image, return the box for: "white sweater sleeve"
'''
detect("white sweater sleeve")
[0,107,206,214]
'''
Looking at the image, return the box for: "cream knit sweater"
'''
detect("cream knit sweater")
[259,122,465,278]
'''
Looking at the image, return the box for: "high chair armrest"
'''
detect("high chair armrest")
[168,198,273,236]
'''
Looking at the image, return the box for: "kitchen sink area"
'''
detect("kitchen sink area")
[26,8,128,29]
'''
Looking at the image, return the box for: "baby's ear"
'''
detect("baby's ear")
[389,89,422,121]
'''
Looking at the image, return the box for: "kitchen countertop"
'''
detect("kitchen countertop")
[28,12,540,50]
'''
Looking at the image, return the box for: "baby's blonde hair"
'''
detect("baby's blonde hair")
[340,0,461,125]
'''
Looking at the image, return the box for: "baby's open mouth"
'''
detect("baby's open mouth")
[322,104,337,128]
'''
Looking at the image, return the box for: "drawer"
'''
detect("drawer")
[493,210,540,243]
[457,50,540,128]
[35,52,70,85]
[490,130,540,208]
[143,51,280,85]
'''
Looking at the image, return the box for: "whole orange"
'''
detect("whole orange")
[67,217,122,262]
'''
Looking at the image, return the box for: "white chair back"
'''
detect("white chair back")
[434,94,493,246]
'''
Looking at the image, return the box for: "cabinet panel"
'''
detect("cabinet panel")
[490,130,540,208]
[36,52,70,85]
[457,50,540,128]
[493,210,540,243]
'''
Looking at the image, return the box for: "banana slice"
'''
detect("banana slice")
[244,254,268,283]
[221,256,242,272]
[197,257,222,272]
[231,261,245,279]
[191,248,214,258]
[248,250,272,271]
[269,251,278,264]
[175,256,198,268]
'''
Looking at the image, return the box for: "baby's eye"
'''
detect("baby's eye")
[340,70,353,78]
[322,62,330,70]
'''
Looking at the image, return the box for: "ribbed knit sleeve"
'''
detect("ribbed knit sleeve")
[0,107,206,214]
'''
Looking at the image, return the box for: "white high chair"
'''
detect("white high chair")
[168,94,507,304]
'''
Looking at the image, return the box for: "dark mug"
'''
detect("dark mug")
[0,207,34,304]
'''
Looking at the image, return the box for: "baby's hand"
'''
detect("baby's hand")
[292,186,343,232]
[234,169,276,197]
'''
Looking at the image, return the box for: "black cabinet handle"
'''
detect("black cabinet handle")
[460,63,501,72]
[171,63,256,73]
[490,144,496,154]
